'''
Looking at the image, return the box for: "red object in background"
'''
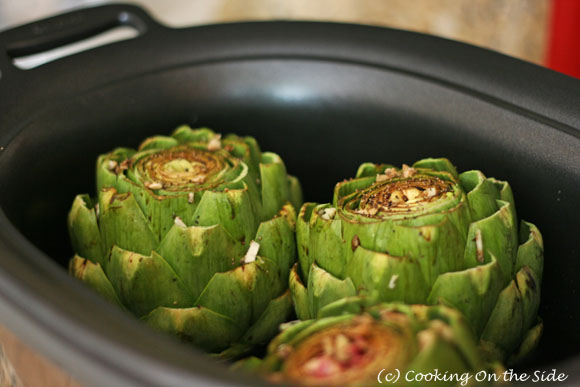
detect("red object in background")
[547,0,580,78]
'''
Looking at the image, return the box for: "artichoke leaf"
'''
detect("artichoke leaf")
[307,264,357,318]
[144,306,243,353]
[516,221,544,283]
[287,175,303,212]
[191,187,259,246]
[69,255,123,307]
[260,152,291,220]
[220,291,294,359]
[463,200,518,285]
[195,257,283,328]
[157,223,244,302]
[459,170,500,221]
[138,135,179,151]
[413,157,459,179]
[171,125,216,143]
[255,203,297,284]
[307,203,347,278]
[345,245,429,304]
[289,264,311,320]
[68,194,105,265]
[428,257,504,336]
[296,203,316,281]
[98,188,158,256]
[106,246,195,317]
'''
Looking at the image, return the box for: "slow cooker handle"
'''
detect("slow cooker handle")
[0,4,162,76]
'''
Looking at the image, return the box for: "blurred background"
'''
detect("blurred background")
[0,0,578,386]
[0,0,579,77]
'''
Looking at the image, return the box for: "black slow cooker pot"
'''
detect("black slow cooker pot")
[0,4,579,386]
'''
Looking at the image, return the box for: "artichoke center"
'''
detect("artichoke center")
[358,177,451,215]
[283,317,406,385]
[136,147,224,189]
[163,158,202,174]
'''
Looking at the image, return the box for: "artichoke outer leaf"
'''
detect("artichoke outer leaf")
[479,341,506,365]
[509,319,543,365]
[69,255,123,307]
[221,291,294,359]
[354,162,396,178]
[332,175,376,207]
[222,137,254,166]
[284,315,355,349]
[515,221,544,283]
[428,257,504,336]
[407,327,472,378]
[98,188,158,256]
[259,152,291,220]
[96,147,136,191]
[106,246,195,317]
[156,223,245,302]
[255,203,297,285]
[266,318,317,356]
[423,305,485,371]
[289,264,311,320]
[220,142,262,199]
[516,266,541,334]
[306,264,357,318]
[345,245,429,304]
[134,188,200,242]
[143,306,243,353]
[342,218,464,288]
[240,290,293,346]
[480,278,524,358]
[138,135,179,151]
[354,162,380,178]
[287,175,303,212]
[68,194,105,265]
[191,188,259,246]
[296,203,316,281]
[242,136,262,170]
[489,178,517,221]
[96,155,117,192]
[230,357,264,374]
[441,198,472,242]
[317,296,374,318]
[412,157,459,179]
[307,203,347,278]
[459,170,501,221]
[195,257,283,328]
[463,200,518,285]
[171,125,215,143]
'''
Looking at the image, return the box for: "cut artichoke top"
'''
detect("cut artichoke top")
[338,162,461,222]
[243,302,488,386]
[131,146,234,191]
[281,315,413,385]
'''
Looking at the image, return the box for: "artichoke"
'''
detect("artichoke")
[245,302,488,386]
[291,158,543,362]
[68,126,302,355]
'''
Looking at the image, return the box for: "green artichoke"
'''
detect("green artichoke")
[68,126,302,355]
[244,302,489,386]
[291,158,543,362]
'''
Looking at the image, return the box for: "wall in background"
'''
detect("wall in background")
[0,0,550,65]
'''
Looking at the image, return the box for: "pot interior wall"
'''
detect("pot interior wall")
[0,59,578,368]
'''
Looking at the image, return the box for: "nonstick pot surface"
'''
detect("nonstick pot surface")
[0,4,579,386]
